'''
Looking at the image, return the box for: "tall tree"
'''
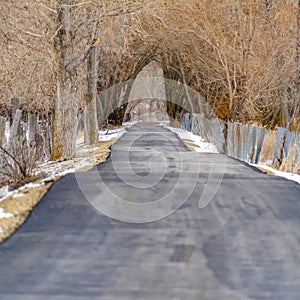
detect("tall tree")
[298,0,300,65]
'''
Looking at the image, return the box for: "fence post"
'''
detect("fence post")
[28,112,38,145]
[11,98,19,125]
[8,109,22,148]
[248,126,257,163]
[255,127,266,164]
[184,113,191,131]
[240,124,248,161]
[232,122,239,159]
[284,131,295,158]
[273,127,286,166]
[273,134,286,169]
[0,116,6,146]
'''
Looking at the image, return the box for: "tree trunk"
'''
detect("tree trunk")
[84,47,98,145]
[296,0,300,128]
[51,73,78,160]
[50,1,78,160]
[28,112,37,145]
[297,0,300,65]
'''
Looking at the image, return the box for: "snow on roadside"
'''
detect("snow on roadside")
[164,124,300,184]
[0,190,13,203]
[0,208,13,219]
[250,163,300,185]
[163,125,219,153]
[54,158,94,177]
[0,157,97,202]
[0,183,44,203]
[0,123,130,202]
[18,182,43,191]
[99,128,125,141]
[122,121,138,127]
[98,121,137,142]
[13,193,26,198]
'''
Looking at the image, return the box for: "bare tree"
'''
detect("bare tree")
[1,0,299,166]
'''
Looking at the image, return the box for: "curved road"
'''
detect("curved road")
[0,123,300,299]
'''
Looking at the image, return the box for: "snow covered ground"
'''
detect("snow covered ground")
[0,182,47,204]
[250,163,300,185]
[0,208,13,219]
[164,123,300,185]
[163,125,219,153]
[1,120,299,207]
[0,121,138,237]
[0,121,137,202]
[99,128,126,142]
[98,122,137,141]
[0,207,13,232]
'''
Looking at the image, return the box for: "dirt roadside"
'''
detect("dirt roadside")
[0,140,115,243]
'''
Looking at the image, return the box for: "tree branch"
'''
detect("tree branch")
[65,38,100,72]
[0,145,27,178]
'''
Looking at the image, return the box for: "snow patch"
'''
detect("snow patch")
[0,186,9,201]
[75,158,93,170]
[0,208,13,219]
[0,226,2,233]
[122,121,138,127]
[0,182,45,203]
[159,120,170,126]
[56,169,75,176]
[163,125,219,153]
[1,124,131,202]
[18,182,43,191]
[12,193,26,198]
[0,192,13,203]
[250,163,300,185]
[78,121,136,144]
[99,128,126,141]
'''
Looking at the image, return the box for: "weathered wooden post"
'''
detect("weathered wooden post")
[273,134,286,169]
[0,116,6,146]
[11,98,19,125]
[28,112,38,145]
[8,109,22,148]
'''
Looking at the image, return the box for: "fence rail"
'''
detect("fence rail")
[181,113,300,173]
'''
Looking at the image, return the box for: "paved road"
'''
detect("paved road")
[0,123,300,300]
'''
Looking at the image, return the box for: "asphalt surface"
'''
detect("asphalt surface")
[0,123,300,300]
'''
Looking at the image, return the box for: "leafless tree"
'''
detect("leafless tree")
[0,0,299,167]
